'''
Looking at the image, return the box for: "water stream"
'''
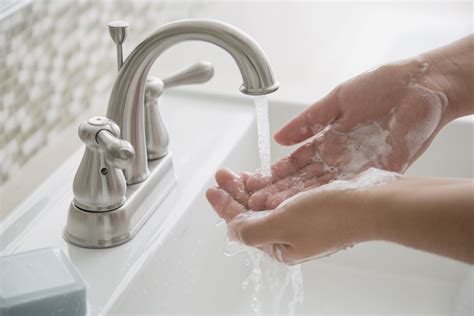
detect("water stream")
[225,96,304,315]
[254,96,272,177]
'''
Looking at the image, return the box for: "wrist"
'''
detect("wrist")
[418,36,473,121]
[352,188,388,243]
[362,176,409,243]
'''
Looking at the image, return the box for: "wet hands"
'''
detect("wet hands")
[234,61,448,211]
[207,168,400,264]
[207,59,450,261]
[206,35,474,265]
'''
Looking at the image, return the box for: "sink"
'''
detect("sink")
[1,90,472,315]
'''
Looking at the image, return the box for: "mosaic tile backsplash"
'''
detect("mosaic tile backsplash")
[0,0,206,185]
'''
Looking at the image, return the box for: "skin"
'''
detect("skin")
[207,35,474,264]
[208,176,474,265]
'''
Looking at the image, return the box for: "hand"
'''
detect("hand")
[207,170,474,265]
[207,36,474,265]
[233,59,451,211]
[207,168,400,264]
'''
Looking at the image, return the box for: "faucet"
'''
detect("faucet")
[64,19,279,248]
[108,19,279,184]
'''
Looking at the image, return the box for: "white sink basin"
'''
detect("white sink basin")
[1,90,472,315]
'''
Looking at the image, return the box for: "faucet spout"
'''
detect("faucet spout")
[106,19,279,184]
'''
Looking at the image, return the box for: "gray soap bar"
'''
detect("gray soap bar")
[0,248,87,316]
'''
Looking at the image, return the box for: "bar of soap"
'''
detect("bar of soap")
[0,248,87,316]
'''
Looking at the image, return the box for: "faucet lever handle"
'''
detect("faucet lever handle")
[97,130,135,169]
[74,117,135,212]
[78,117,135,170]
[142,61,213,160]
[162,60,214,89]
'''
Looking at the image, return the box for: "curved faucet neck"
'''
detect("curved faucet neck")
[106,19,278,184]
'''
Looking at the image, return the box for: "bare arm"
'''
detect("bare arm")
[372,177,474,264]
[208,174,474,265]
[421,34,474,121]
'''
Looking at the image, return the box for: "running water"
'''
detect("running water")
[254,96,272,177]
[222,96,304,315]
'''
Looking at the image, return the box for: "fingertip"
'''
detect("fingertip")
[215,168,229,181]
[274,122,317,146]
[216,167,236,176]
[205,187,220,205]
[240,172,251,183]
[237,213,281,247]
[248,192,269,211]
[246,172,272,193]
[266,194,285,210]
[206,186,249,222]
[216,168,240,185]
[273,130,293,146]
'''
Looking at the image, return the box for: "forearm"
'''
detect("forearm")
[420,35,474,121]
[371,177,474,264]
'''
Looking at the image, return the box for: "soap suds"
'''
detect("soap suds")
[404,82,446,159]
[420,62,429,74]
[277,167,400,212]
[308,63,447,176]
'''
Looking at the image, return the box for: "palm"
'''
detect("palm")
[212,63,448,212]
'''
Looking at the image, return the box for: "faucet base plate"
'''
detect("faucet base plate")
[64,154,176,248]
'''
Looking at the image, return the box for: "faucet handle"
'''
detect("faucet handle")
[144,61,214,98]
[143,61,214,160]
[73,117,135,212]
[96,129,134,169]
[162,60,214,89]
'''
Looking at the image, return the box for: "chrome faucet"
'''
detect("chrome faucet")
[64,19,279,248]
[108,19,279,184]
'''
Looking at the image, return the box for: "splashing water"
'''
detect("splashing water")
[222,96,304,315]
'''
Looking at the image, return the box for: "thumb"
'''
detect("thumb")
[274,87,341,146]
[229,210,286,247]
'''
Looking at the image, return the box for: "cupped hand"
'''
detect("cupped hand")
[230,60,450,211]
[207,168,401,264]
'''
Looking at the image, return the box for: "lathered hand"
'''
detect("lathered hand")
[235,35,474,211]
[245,59,450,211]
[207,171,474,265]
[206,36,474,264]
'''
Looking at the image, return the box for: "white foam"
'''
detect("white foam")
[311,66,447,175]
[314,121,393,177]
[277,167,400,212]
[404,82,446,159]
[340,121,392,173]
[299,125,308,135]
[420,62,429,74]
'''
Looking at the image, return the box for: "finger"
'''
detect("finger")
[206,187,247,222]
[215,169,250,207]
[248,162,326,211]
[240,172,251,184]
[244,171,273,194]
[274,88,341,146]
[230,211,286,247]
